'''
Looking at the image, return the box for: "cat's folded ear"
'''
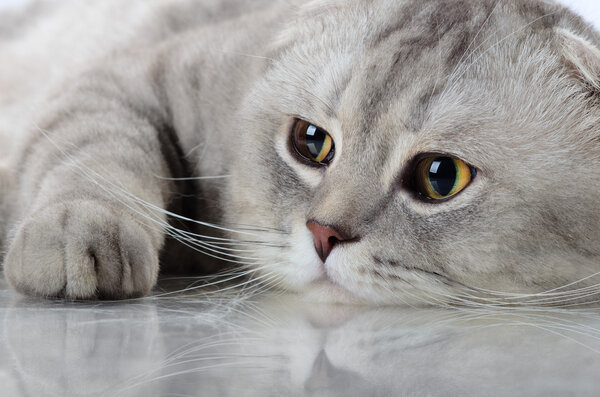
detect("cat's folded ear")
[556,28,600,92]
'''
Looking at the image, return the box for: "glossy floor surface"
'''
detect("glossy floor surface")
[2,1,600,395]
[1,278,600,397]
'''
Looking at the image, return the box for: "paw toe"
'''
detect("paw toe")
[4,201,159,300]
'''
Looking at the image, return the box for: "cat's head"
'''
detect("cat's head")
[226,0,600,305]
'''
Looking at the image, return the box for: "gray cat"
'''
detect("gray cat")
[1,0,599,305]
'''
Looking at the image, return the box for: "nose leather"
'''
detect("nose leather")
[306,221,348,262]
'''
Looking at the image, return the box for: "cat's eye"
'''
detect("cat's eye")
[412,156,476,200]
[290,119,335,165]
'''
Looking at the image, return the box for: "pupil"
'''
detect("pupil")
[305,124,325,158]
[428,157,456,196]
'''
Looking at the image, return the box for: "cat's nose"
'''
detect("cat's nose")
[306,221,354,262]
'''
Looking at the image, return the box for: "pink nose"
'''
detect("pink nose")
[306,221,348,262]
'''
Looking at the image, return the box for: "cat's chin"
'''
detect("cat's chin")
[298,280,364,305]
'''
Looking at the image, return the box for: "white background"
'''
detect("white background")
[0,0,598,23]
[562,0,600,29]
[0,0,599,30]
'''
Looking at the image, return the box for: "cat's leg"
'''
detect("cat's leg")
[0,164,15,256]
[3,64,181,299]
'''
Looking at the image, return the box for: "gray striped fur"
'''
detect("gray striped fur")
[1,0,599,305]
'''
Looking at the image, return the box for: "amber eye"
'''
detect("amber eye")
[413,156,476,200]
[290,119,335,165]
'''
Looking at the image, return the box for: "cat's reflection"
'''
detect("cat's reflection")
[4,292,600,396]
[303,349,374,396]
[4,296,165,396]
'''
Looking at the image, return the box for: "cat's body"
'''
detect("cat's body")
[1,0,599,305]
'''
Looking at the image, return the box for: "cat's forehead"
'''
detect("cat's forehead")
[275,0,505,112]
[272,0,586,141]
[259,0,599,191]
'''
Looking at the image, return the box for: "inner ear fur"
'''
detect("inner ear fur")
[557,28,600,92]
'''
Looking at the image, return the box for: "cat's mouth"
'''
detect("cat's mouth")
[303,279,361,304]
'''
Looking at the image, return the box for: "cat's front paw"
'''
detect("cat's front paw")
[4,200,159,299]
